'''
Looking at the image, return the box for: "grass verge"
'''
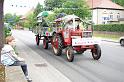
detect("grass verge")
[93,33,120,41]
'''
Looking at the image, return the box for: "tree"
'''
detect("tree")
[4,13,13,23]
[0,0,4,50]
[44,0,66,10]
[33,3,43,17]
[54,0,91,19]
[23,13,36,29]
[45,13,56,24]
[22,3,43,29]
[4,13,20,26]
[112,0,124,7]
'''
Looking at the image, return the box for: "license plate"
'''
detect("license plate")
[72,38,100,46]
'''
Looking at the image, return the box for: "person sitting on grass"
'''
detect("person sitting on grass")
[1,36,32,82]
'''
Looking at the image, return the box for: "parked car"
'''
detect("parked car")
[119,36,124,46]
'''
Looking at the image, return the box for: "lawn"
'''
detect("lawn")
[93,32,121,41]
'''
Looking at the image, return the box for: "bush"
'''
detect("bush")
[4,23,12,37]
[93,24,124,32]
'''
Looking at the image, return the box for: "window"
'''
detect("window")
[102,22,105,24]
[103,17,109,20]
[109,12,113,20]
[117,13,120,19]
[110,15,113,19]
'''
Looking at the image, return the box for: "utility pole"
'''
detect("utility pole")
[92,0,93,24]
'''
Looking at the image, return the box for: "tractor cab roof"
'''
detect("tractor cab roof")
[54,14,81,23]
[62,15,80,23]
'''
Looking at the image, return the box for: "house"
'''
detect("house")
[118,18,124,24]
[87,0,124,24]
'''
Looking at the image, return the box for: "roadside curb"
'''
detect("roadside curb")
[102,39,119,43]
[93,37,119,43]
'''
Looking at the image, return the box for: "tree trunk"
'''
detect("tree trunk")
[0,1,5,82]
[0,0,4,63]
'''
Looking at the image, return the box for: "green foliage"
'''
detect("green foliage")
[93,24,124,32]
[112,0,124,7]
[54,0,91,19]
[4,28,11,37]
[25,0,91,29]
[4,13,13,22]
[27,13,36,28]
[34,3,43,17]
[23,15,36,29]
[23,3,43,28]
[44,0,91,19]
[4,24,12,37]
[44,0,65,10]
[4,13,20,27]
[45,13,56,23]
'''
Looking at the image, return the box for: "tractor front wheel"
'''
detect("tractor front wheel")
[92,44,101,60]
[52,34,63,56]
[66,46,74,62]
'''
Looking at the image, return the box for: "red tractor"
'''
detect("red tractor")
[52,15,101,62]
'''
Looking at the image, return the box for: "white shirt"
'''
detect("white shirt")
[1,44,24,66]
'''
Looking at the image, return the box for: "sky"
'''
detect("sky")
[4,0,45,15]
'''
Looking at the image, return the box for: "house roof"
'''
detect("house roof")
[87,0,124,10]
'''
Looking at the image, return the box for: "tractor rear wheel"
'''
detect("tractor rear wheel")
[52,34,63,56]
[92,44,101,60]
[43,37,48,49]
[66,46,74,62]
[36,34,40,46]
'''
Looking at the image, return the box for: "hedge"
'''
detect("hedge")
[93,24,124,32]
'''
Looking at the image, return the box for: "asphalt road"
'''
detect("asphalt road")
[12,30,124,82]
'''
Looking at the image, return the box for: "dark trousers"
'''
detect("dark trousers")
[11,61,28,76]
